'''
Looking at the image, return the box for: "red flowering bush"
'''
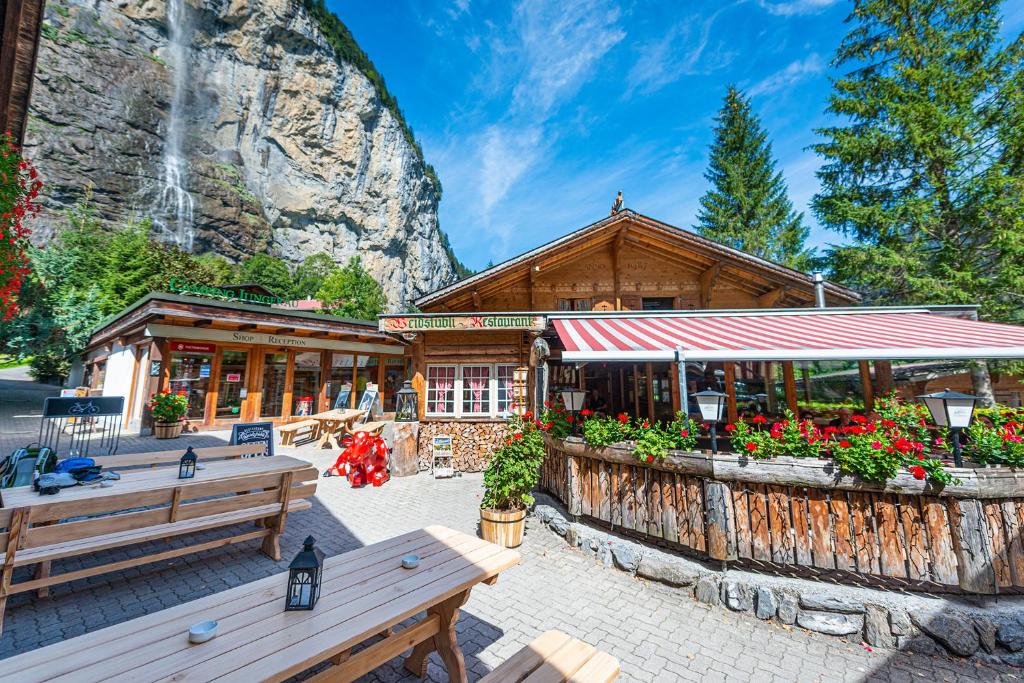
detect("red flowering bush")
[582,413,632,448]
[0,131,42,321]
[668,412,700,451]
[731,413,820,459]
[148,389,189,423]
[482,414,546,510]
[875,392,932,443]
[967,418,1024,467]
[539,399,572,438]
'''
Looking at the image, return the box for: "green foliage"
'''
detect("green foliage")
[966,419,1024,466]
[630,419,674,463]
[667,413,701,451]
[813,0,1024,324]
[581,413,632,448]
[481,415,546,510]
[193,253,238,285]
[291,253,339,300]
[301,0,442,197]
[539,401,572,438]
[147,389,189,423]
[696,86,815,271]
[316,256,386,320]
[237,254,293,298]
[437,229,473,280]
[731,413,822,459]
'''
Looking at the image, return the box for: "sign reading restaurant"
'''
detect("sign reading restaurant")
[379,314,546,333]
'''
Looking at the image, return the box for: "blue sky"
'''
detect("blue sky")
[330,0,1024,272]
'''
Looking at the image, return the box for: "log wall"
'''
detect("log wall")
[541,437,1024,594]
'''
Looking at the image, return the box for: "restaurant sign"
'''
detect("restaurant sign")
[380,314,546,333]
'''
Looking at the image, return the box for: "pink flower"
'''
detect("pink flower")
[871,441,882,450]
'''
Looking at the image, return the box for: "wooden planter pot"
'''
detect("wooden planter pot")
[154,421,184,439]
[480,508,527,548]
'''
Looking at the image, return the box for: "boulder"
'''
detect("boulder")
[636,555,698,587]
[997,615,1024,652]
[777,591,799,625]
[863,605,895,649]
[611,543,640,573]
[694,576,721,606]
[721,581,753,612]
[534,506,556,523]
[550,516,569,536]
[911,613,979,657]
[888,609,913,637]
[596,543,614,569]
[797,611,864,636]
[798,594,865,614]
[754,587,778,620]
[897,634,938,655]
[973,616,997,655]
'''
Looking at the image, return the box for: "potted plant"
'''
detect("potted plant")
[480,413,547,548]
[149,389,189,439]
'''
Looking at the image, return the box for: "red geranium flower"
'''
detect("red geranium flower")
[745,441,757,453]
[839,440,851,448]
[852,415,867,424]
[680,429,688,437]
[646,455,654,463]
[580,409,592,417]
[934,437,945,446]
[752,415,767,425]
[513,432,522,440]
[917,453,925,460]
[871,441,882,450]
[617,412,629,424]
[566,415,575,423]
[909,465,926,480]
[724,424,736,432]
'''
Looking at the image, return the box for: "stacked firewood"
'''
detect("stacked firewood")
[417,421,510,473]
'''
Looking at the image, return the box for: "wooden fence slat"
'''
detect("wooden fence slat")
[687,477,705,553]
[807,488,834,570]
[749,484,770,562]
[948,498,997,594]
[830,491,854,572]
[661,473,677,545]
[610,463,621,528]
[790,488,812,566]
[983,500,1012,588]
[648,469,662,539]
[849,493,879,575]
[899,496,930,582]
[674,473,690,548]
[598,461,611,523]
[583,458,595,517]
[767,485,794,564]
[876,494,907,579]
[634,467,648,534]
[732,485,751,559]
[622,466,635,531]
[705,481,737,561]
[568,455,582,517]
[1010,501,1024,587]
[921,497,958,586]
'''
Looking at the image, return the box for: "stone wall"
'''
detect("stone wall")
[417,420,509,473]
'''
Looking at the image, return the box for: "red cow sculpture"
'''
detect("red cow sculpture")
[324,431,390,488]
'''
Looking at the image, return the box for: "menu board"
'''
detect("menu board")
[229,421,274,458]
[357,387,379,418]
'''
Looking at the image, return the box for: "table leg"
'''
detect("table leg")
[315,422,332,449]
[403,589,470,682]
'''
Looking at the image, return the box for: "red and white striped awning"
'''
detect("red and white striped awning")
[552,308,1024,362]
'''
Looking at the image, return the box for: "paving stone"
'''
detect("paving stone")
[796,611,864,636]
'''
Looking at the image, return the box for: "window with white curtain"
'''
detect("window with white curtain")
[426,363,519,418]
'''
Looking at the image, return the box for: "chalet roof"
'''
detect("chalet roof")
[0,0,45,145]
[415,209,861,309]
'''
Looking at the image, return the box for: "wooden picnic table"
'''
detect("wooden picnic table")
[309,408,366,449]
[2,525,521,683]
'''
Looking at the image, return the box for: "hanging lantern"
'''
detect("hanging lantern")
[286,535,325,610]
[178,446,197,479]
[394,380,419,422]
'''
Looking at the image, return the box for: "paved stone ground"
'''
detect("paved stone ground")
[0,373,1019,681]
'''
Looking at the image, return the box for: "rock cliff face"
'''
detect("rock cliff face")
[24,0,458,308]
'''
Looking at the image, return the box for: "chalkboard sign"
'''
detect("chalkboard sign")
[42,396,124,418]
[230,422,274,458]
[356,387,379,419]
[332,384,352,410]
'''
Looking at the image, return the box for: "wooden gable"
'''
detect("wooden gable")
[0,0,45,145]
[418,211,860,313]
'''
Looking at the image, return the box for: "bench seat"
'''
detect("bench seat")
[354,421,386,435]
[481,630,620,683]
[280,419,320,447]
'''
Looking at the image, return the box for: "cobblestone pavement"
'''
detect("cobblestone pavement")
[0,377,1019,681]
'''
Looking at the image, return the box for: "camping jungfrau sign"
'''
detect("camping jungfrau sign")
[379,314,546,333]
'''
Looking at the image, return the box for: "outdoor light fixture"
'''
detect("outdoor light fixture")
[918,389,978,468]
[694,389,727,454]
[286,536,325,611]
[178,446,197,479]
[560,388,587,435]
[394,380,419,422]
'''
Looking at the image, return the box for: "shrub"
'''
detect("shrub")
[630,419,674,464]
[581,412,631,448]
[481,414,546,511]
[967,419,1024,467]
[148,389,189,423]
[539,400,572,439]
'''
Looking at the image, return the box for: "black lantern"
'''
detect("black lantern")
[286,535,325,610]
[694,390,727,454]
[178,446,197,479]
[395,380,419,422]
[918,389,978,467]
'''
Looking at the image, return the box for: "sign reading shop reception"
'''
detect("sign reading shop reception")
[379,314,546,333]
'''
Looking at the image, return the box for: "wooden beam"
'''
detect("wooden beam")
[273,328,294,335]
[613,226,628,309]
[471,290,482,311]
[237,324,257,331]
[757,287,787,308]
[859,360,875,411]
[192,319,214,328]
[309,331,331,338]
[874,360,893,397]
[723,363,738,424]
[782,362,799,416]
[699,263,723,309]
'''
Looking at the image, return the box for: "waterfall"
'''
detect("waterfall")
[154,0,195,251]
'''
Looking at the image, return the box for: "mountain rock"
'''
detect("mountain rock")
[24,0,458,308]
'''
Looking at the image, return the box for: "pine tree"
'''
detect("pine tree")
[696,86,814,270]
[813,0,1024,321]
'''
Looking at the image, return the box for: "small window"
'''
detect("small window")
[461,365,491,415]
[426,366,456,415]
[496,365,516,416]
[558,298,592,311]
[642,297,675,311]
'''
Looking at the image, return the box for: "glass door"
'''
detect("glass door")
[291,352,321,417]
[261,352,289,417]
[169,351,214,420]
[215,349,249,420]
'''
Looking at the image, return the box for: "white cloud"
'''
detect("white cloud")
[758,0,840,17]
[748,53,824,96]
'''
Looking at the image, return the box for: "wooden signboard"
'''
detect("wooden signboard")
[229,422,274,458]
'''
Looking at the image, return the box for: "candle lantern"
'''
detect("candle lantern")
[918,389,978,467]
[694,390,727,454]
[178,446,197,479]
[394,380,419,422]
[286,535,325,610]
[560,388,587,435]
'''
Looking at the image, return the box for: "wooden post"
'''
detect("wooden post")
[801,365,813,403]
[723,363,738,424]
[859,360,874,412]
[948,498,998,594]
[391,422,420,477]
[763,361,776,415]
[782,362,799,416]
[704,481,737,562]
[874,360,894,397]
[317,350,331,413]
[645,362,655,420]
[670,361,682,414]
[411,336,426,421]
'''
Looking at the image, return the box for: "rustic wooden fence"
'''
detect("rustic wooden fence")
[541,436,1024,594]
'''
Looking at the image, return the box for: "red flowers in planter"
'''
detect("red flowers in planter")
[752,415,767,425]
[580,409,592,418]
[617,412,629,424]
[724,424,736,432]
[745,441,757,453]
[909,465,926,480]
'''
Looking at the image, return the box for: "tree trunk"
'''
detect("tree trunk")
[969,360,996,407]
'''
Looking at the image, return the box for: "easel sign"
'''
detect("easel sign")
[230,422,274,458]
[431,435,454,479]
[332,384,352,410]
[356,384,379,419]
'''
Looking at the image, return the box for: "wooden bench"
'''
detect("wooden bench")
[92,442,270,468]
[279,419,320,447]
[354,420,387,436]
[0,454,317,634]
[481,630,620,683]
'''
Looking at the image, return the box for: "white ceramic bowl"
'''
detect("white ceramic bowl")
[188,620,219,644]
[402,554,420,569]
